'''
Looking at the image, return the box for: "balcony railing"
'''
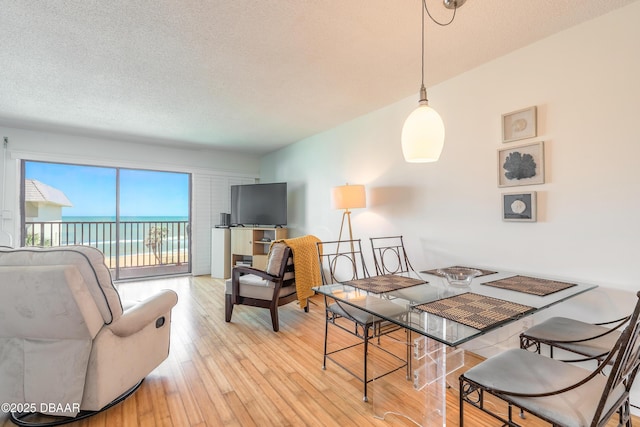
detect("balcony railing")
[24,220,190,272]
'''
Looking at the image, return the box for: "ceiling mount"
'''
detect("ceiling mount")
[443,0,466,10]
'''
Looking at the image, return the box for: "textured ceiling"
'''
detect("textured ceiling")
[0,0,636,154]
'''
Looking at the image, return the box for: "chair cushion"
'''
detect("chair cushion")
[328,296,406,325]
[463,348,625,427]
[523,316,620,357]
[225,276,296,300]
[266,242,287,275]
[267,242,294,282]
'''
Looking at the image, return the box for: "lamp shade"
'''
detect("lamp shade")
[332,184,366,210]
[401,103,445,163]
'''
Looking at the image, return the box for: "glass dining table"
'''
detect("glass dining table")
[312,267,597,426]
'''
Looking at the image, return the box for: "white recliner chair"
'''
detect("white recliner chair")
[0,245,178,425]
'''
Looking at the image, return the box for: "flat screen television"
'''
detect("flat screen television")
[230,182,287,227]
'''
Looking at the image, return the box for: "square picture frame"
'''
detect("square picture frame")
[502,191,537,222]
[497,141,544,187]
[502,106,537,143]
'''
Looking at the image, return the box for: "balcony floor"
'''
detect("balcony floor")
[115,263,190,280]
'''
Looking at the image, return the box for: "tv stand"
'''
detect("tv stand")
[230,227,287,271]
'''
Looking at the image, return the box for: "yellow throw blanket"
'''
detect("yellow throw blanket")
[270,235,321,309]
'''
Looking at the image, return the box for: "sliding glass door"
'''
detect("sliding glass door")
[22,161,191,280]
[117,169,190,279]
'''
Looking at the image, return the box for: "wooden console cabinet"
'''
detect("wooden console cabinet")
[230,227,287,271]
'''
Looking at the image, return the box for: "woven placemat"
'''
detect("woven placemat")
[413,292,534,331]
[482,275,577,296]
[342,274,426,294]
[421,266,497,277]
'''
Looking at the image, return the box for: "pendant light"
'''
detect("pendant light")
[401,0,464,163]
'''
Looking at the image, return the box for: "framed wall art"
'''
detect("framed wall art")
[502,106,537,143]
[502,191,537,222]
[497,141,544,187]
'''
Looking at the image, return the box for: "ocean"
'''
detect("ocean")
[58,216,190,258]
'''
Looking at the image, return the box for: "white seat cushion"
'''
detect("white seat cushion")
[225,275,296,300]
[463,348,625,427]
[523,316,620,357]
[266,242,287,275]
[328,296,406,325]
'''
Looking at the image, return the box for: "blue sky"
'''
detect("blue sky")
[25,162,189,217]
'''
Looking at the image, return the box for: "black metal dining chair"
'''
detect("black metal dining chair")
[520,314,629,364]
[316,239,408,402]
[369,235,416,276]
[459,291,640,427]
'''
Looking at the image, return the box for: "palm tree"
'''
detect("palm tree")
[145,225,168,264]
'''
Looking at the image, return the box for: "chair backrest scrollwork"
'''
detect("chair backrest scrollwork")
[369,236,415,276]
[316,239,369,285]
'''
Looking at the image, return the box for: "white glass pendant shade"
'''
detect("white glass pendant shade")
[401,102,445,163]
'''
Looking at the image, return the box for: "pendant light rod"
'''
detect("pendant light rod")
[419,0,426,101]
[419,0,463,97]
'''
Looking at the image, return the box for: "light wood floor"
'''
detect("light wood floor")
[1,275,634,426]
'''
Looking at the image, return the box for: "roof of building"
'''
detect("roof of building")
[25,179,73,207]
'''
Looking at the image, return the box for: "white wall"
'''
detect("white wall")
[262,2,640,292]
[260,1,640,363]
[0,125,261,271]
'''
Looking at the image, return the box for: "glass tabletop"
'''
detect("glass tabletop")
[312,269,597,347]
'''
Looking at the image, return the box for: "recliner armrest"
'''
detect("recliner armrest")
[107,289,178,337]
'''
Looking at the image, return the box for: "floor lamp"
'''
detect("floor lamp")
[332,184,366,247]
